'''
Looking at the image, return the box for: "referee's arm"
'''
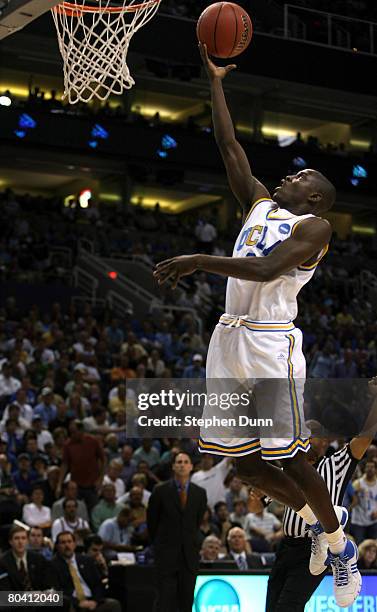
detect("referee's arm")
[349,376,377,460]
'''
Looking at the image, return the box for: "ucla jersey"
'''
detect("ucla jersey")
[225,198,328,321]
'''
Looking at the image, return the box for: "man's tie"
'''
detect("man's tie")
[68,561,86,601]
[179,487,187,509]
[237,554,248,571]
[18,560,32,591]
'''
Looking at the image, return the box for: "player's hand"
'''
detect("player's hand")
[154,255,199,289]
[368,376,377,395]
[199,42,236,81]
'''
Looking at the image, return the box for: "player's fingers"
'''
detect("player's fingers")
[172,271,180,289]
[225,64,237,73]
[202,43,210,63]
[155,258,174,269]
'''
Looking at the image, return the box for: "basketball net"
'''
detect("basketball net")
[51,0,161,104]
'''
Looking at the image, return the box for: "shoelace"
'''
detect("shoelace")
[311,533,319,556]
[331,554,350,587]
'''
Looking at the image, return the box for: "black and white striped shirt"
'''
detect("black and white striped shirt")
[283,445,358,538]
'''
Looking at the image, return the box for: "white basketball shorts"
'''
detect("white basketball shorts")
[199,315,310,460]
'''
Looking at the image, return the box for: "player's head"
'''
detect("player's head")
[273,169,336,214]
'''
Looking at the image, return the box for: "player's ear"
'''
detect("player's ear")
[308,192,322,204]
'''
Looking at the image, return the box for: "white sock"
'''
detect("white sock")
[325,526,346,554]
[297,504,317,526]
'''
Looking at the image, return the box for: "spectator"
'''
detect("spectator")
[51,498,91,543]
[133,439,160,469]
[103,459,125,499]
[52,531,121,612]
[198,506,220,545]
[27,525,53,560]
[200,535,222,562]
[225,475,249,512]
[0,525,55,591]
[34,387,58,426]
[36,465,60,508]
[98,506,138,559]
[31,415,54,452]
[309,343,335,378]
[51,480,89,522]
[91,483,124,532]
[230,498,248,529]
[0,452,20,524]
[3,389,33,422]
[191,455,232,510]
[12,453,38,498]
[57,419,105,511]
[22,485,52,528]
[195,218,217,253]
[49,402,71,432]
[118,480,150,507]
[84,534,109,579]
[351,460,377,544]
[108,383,134,415]
[183,354,206,379]
[358,539,377,570]
[225,526,264,569]
[105,318,124,352]
[244,490,282,552]
[0,361,21,399]
[212,501,233,547]
[122,486,146,510]
[119,444,136,486]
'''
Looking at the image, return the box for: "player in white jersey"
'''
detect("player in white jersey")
[154,44,361,607]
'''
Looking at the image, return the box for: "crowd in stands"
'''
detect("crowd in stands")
[2,88,374,159]
[0,186,377,604]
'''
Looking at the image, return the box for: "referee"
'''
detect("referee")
[265,379,377,612]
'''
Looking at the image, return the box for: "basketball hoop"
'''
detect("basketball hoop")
[51,0,161,104]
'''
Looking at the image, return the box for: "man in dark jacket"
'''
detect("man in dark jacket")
[51,531,121,612]
[224,526,269,569]
[147,452,207,612]
[0,525,55,591]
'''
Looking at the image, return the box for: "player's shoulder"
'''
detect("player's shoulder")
[244,197,275,223]
[292,214,332,241]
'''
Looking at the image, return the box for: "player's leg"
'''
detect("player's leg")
[235,452,307,510]
[283,452,339,532]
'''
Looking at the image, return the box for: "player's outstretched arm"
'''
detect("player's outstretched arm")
[199,43,270,217]
[154,217,331,287]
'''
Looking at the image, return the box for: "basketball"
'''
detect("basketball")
[196,2,253,59]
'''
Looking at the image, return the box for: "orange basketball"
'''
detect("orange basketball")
[196,2,253,59]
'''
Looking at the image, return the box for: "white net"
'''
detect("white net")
[51,0,161,104]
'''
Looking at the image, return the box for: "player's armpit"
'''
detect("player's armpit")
[260,217,332,281]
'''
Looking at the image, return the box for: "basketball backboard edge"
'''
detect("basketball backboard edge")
[0,0,60,40]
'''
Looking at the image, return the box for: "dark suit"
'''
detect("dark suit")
[0,550,57,612]
[51,554,121,612]
[224,552,266,569]
[147,480,207,612]
[0,550,55,590]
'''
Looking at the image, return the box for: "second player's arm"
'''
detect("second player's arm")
[154,217,331,287]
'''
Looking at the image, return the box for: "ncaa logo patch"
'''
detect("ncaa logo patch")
[195,579,240,612]
[279,223,290,235]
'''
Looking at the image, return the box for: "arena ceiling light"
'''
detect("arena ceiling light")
[0,93,11,106]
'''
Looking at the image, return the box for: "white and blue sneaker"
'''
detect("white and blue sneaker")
[328,539,362,608]
[309,506,349,575]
